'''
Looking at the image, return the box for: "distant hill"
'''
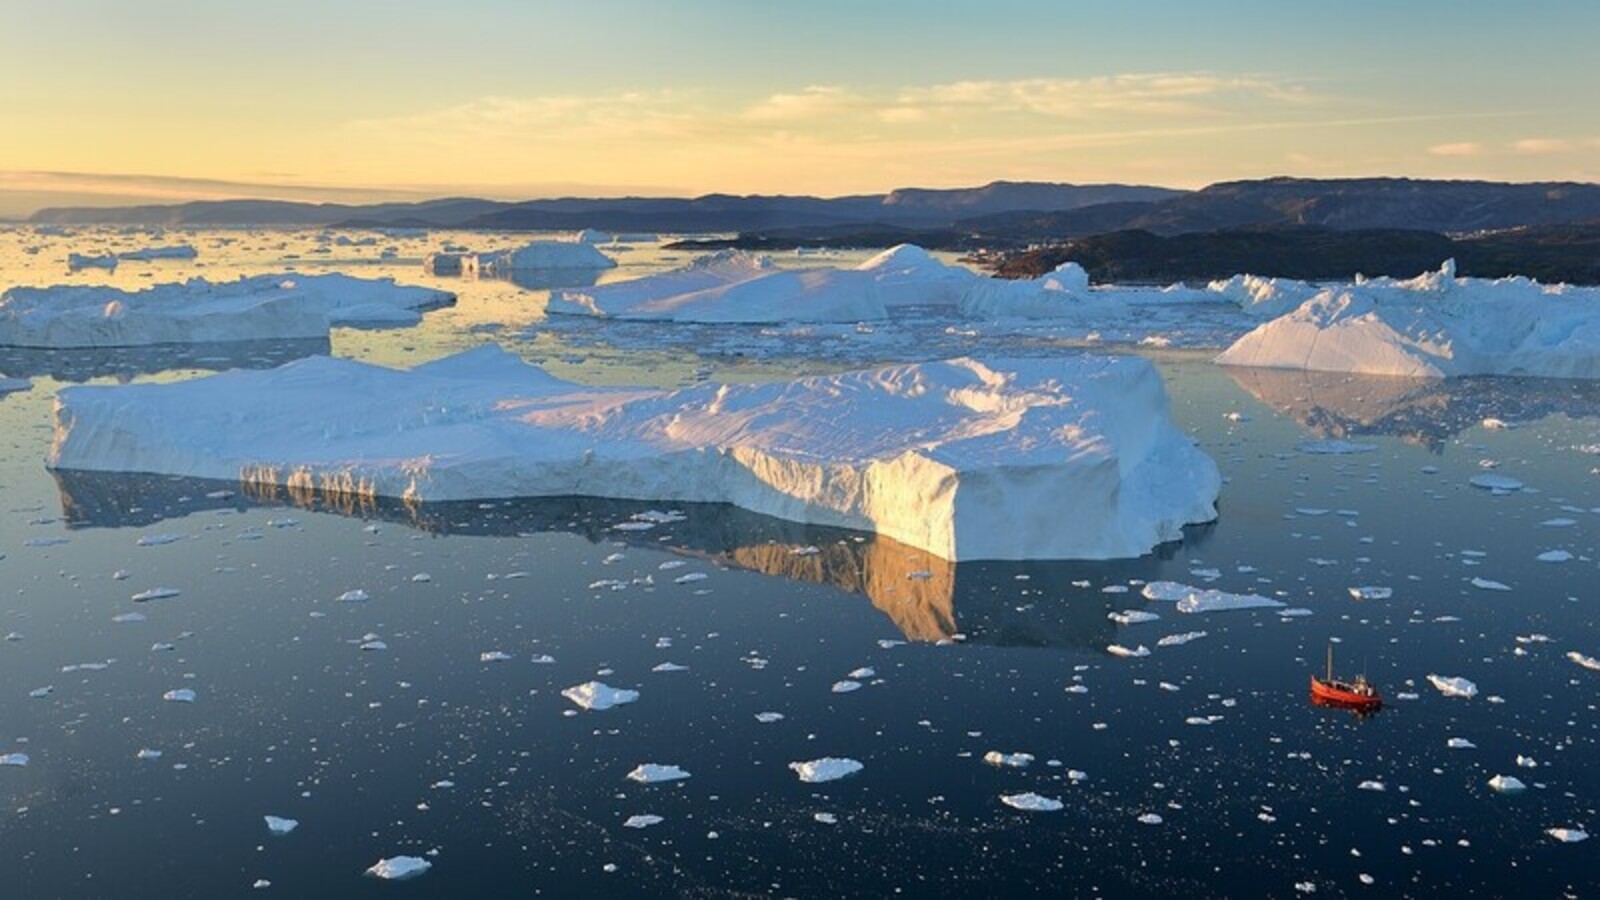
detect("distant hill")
[994,222,1600,285]
[1015,177,1600,236]
[27,181,1183,230]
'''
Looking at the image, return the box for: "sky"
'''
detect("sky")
[0,0,1597,216]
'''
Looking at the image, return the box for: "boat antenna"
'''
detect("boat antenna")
[1327,640,1334,681]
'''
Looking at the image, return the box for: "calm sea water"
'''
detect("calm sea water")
[1,229,1596,897]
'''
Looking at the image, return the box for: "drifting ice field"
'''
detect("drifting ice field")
[1,227,1598,898]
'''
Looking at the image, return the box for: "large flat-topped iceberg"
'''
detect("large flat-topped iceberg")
[49,346,1221,561]
[477,241,616,273]
[546,245,979,323]
[0,274,454,348]
[1217,260,1600,378]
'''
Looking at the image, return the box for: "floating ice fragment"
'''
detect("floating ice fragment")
[627,764,690,784]
[754,712,785,723]
[132,587,181,602]
[1157,631,1208,646]
[1348,586,1392,601]
[1567,651,1600,672]
[983,751,1034,769]
[1487,775,1526,793]
[1537,550,1573,563]
[1109,610,1161,625]
[1469,474,1523,491]
[0,753,28,767]
[1546,828,1589,843]
[480,651,513,663]
[790,758,863,783]
[365,856,432,880]
[163,688,196,703]
[336,589,369,602]
[264,816,298,836]
[623,814,663,829]
[563,681,638,710]
[1470,578,1511,592]
[1137,813,1164,825]
[1426,675,1477,699]
[1106,644,1150,658]
[1000,792,1062,812]
[831,680,863,693]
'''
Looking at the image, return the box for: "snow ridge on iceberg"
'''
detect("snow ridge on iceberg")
[1217,260,1600,378]
[49,345,1221,561]
[0,273,454,348]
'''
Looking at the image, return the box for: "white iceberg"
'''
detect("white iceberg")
[365,856,431,880]
[0,752,28,767]
[561,681,638,711]
[790,757,863,783]
[957,262,1092,318]
[626,764,690,784]
[1206,274,1322,319]
[1546,828,1589,844]
[999,792,1063,812]
[1140,581,1284,613]
[551,252,881,323]
[1487,775,1526,793]
[0,274,453,348]
[264,815,299,835]
[476,241,615,273]
[1217,260,1600,378]
[1427,674,1478,699]
[50,346,1221,562]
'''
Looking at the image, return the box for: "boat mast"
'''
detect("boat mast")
[1327,642,1334,681]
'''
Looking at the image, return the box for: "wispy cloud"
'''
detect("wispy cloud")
[743,86,867,122]
[1428,142,1485,157]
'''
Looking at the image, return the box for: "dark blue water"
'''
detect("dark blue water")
[4,345,1598,897]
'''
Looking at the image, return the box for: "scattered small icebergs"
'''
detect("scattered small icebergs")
[264,816,299,836]
[627,764,690,784]
[365,856,432,880]
[1426,675,1478,699]
[789,757,863,783]
[1000,792,1062,812]
[562,681,638,711]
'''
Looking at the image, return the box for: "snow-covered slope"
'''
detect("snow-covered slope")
[855,244,978,307]
[1217,260,1600,378]
[0,274,454,348]
[50,345,1221,561]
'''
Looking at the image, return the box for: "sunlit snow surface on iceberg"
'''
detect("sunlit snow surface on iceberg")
[2,226,1599,898]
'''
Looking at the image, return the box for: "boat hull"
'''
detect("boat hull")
[1310,675,1382,710]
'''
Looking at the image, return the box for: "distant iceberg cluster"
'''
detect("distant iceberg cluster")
[49,345,1222,561]
[0,273,454,348]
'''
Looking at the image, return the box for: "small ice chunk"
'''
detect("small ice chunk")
[1348,586,1392,601]
[479,651,513,663]
[365,856,431,880]
[132,587,181,602]
[1446,738,1476,750]
[1137,813,1164,825]
[982,751,1034,769]
[0,753,28,767]
[1469,474,1523,491]
[163,688,196,703]
[1426,675,1477,699]
[562,681,638,710]
[264,815,299,835]
[1546,828,1589,843]
[789,757,863,783]
[627,764,690,784]
[623,815,663,829]
[1000,792,1062,812]
[1487,775,1526,793]
[1106,644,1150,658]
[1567,651,1600,672]
[337,589,369,602]
[1109,610,1161,625]
[1470,578,1511,592]
[754,712,785,723]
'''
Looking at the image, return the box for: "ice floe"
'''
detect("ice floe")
[1426,674,1478,699]
[50,345,1220,561]
[365,856,432,880]
[561,681,638,711]
[789,757,864,783]
[999,792,1063,812]
[626,764,690,784]
[1218,260,1600,378]
[1140,581,1284,614]
[1546,828,1589,844]
[476,241,615,274]
[264,815,299,835]
[0,274,453,347]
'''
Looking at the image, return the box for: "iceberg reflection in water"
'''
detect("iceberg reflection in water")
[1225,366,1600,451]
[51,470,1217,650]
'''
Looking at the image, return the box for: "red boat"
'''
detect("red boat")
[1310,643,1382,711]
